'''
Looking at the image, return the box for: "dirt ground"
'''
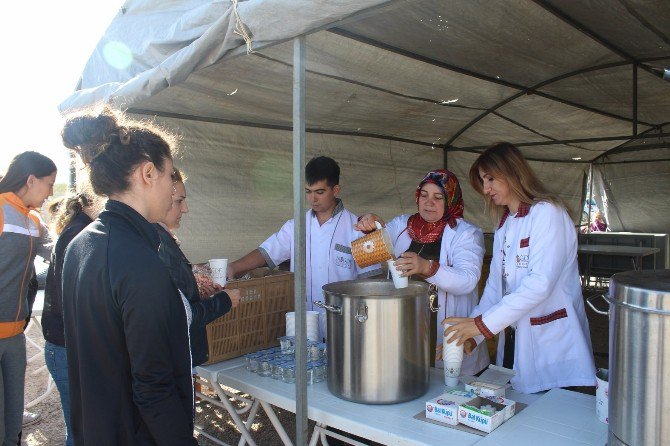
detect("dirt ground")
[22,284,610,445]
[21,320,311,446]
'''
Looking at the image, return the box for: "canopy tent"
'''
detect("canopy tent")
[60,0,670,260]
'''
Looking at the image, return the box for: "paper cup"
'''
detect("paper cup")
[351,222,394,268]
[208,259,228,287]
[286,311,321,341]
[596,368,609,424]
[444,361,462,387]
[443,324,464,386]
[387,260,409,288]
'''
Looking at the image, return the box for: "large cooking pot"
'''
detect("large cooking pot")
[315,279,436,404]
[589,270,670,446]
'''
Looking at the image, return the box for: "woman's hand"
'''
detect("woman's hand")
[436,338,476,359]
[225,288,241,308]
[393,251,431,277]
[354,213,384,233]
[200,282,224,298]
[442,317,482,352]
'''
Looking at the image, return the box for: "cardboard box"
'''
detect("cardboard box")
[464,380,506,397]
[425,390,476,425]
[483,395,516,421]
[458,396,508,433]
[461,364,515,397]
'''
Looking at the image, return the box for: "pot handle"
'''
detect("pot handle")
[586,294,609,316]
[428,284,439,313]
[313,301,342,314]
[355,303,368,323]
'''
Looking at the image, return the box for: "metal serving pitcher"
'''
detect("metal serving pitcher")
[316,279,437,404]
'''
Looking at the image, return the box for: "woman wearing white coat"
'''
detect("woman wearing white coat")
[444,142,596,394]
[356,169,490,375]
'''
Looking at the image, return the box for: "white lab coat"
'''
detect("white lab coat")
[386,215,490,375]
[259,202,379,339]
[472,202,596,393]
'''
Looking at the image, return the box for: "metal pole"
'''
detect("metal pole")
[292,35,308,445]
[587,163,594,235]
[68,151,77,191]
[633,63,638,136]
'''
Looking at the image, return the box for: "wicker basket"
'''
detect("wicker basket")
[205,268,294,364]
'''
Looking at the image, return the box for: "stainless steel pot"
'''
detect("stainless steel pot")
[589,270,670,446]
[315,279,436,404]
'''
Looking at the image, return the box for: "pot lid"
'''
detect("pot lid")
[323,279,429,298]
[609,269,670,313]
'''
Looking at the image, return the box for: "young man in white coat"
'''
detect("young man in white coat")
[444,142,596,394]
[228,156,380,340]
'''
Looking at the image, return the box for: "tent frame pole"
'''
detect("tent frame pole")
[633,63,638,136]
[292,35,309,446]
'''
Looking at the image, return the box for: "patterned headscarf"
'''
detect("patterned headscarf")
[407,169,464,243]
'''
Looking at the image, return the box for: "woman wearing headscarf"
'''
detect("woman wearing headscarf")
[356,169,490,375]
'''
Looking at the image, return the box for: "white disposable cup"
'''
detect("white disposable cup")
[306,311,320,341]
[208,259,228,287]
[444,362,462,387]
[286,311,321,341]
[286,312,295,336]
[387,260,409,288]
[443,324,464,386]
[596,368,609,424]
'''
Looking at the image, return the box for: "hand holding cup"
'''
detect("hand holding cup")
[226,288,241,308]
[208,258,228,287]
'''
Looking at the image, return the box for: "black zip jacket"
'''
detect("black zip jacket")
[155,224,232,366]
[62,200,197,445]
[42,211,92,346]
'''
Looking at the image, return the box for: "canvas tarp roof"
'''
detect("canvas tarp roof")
[61,0,670,261]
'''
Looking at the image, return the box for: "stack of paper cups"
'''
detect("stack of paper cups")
[443,323,464,387]
[595,368,609,424]
[285,311,321,341]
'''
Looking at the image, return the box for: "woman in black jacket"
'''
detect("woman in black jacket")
[42,193,96,446]
[156,169,240,367]
[60,107,211,445]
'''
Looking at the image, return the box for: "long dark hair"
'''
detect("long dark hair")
[0,151,57,194]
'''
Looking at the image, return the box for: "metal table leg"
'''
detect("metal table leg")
[198,371,258,446]
[259,400,294,446]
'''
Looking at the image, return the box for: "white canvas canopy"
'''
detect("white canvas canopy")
[61,0,670,262]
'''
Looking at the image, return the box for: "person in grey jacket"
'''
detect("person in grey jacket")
[0,151,56,446]
[61,107,198,445]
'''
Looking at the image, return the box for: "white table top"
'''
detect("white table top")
[475,389,608,446]
[197,359,607,445]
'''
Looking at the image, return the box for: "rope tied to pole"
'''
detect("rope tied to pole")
[232,0,254,54]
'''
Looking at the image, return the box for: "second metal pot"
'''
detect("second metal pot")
[316,279,434,404]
